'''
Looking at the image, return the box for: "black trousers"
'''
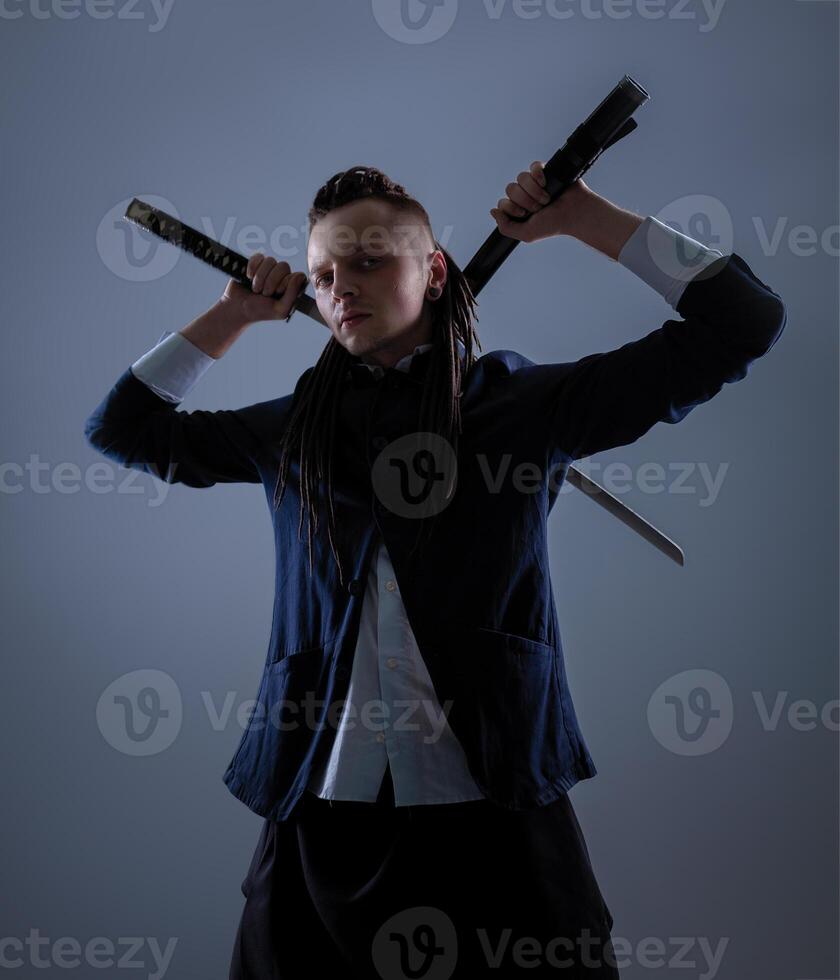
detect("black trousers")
[229,765,619,979]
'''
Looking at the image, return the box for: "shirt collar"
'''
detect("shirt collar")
[361,342,435,378]
[345,338,467,386]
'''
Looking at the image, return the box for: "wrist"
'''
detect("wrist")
[562,186,643,261]
[181,299,251,359]
[215,294,257,331]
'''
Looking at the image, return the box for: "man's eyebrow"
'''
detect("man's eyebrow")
[309,244,381,275]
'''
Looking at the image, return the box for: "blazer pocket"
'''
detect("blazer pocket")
[267,634,338,674]
[471,625,552,656]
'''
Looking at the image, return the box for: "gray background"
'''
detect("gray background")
[2,0,837,977]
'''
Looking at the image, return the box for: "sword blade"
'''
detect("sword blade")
[564,465,685,565]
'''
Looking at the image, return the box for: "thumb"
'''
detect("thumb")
[490,207,525,241]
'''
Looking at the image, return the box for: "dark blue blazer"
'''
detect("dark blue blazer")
[84,252,786,822]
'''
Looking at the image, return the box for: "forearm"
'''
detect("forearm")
[130,297,256,404]
[563,185,644,262]
[181,299,251,359]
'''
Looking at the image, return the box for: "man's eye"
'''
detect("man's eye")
[315,256,380,288]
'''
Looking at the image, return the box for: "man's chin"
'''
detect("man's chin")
[343,331,384,356]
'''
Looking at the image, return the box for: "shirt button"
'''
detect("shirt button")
[386,656,398,669]
[385,580,397,592]
[375,732,385,743]
[347,578,362,595]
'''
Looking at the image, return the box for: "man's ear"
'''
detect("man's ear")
[429,248,447,292]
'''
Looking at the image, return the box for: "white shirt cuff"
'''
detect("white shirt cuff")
[618,215,726,310]
[130,331,216,404]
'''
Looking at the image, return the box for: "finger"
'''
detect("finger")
[246,252,265,281]
[491,206,520,229]
[530,160,547,188]
[261,259,294,297]
[505,180,547,214]
[253,257,288,294]
[250,255,272,292]
[498,196,528,218]
[272,272,308,319]
[285,270,308,300]
[516,172,551,207]
[276,274,308,321]
[490,207,531,243]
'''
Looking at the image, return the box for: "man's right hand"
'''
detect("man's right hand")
[221,253,309,326]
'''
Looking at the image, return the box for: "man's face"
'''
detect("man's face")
[307,198,445,369]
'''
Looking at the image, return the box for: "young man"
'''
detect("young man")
[84,164,786,978]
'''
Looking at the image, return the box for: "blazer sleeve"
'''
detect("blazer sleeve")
[83,365,303,488]
[529,252,787,461]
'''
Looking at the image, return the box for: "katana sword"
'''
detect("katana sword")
[462,74,649,292]
[122,199,329,327]
[122,75,685,566]
[566,467,683,566]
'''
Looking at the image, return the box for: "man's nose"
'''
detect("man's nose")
[330,271,358,301]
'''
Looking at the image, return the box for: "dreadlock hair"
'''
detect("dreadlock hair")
[270,165,482,588]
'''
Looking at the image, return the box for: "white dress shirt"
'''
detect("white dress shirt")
[128,215,724,806]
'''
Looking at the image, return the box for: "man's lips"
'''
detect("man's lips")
[341,314,371,328]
